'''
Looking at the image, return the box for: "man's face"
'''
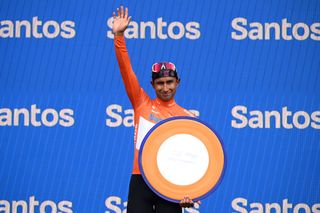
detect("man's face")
[152,77,180,102]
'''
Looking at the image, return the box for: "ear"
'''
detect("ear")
[176,78,180,87]
[151,80,155,88]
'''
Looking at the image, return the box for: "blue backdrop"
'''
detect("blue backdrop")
[1,0,319,212]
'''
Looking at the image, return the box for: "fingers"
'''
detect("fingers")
[124,7,128,19]
[179,196,195,208]
[117,8,120,17]
[120,6,124,18]
[179,197,201,208]
[185,196,191,203]
[180,202,194,208]
[115,6,130,20]
[121,6,123,18]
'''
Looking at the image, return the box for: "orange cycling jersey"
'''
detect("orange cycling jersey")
[114,35,194,174]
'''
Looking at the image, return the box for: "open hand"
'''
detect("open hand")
[112,6,131,35]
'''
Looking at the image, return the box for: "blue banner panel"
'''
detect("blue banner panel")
[1,0,319,212]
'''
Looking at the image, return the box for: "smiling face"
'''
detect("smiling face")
[151,77,180,102]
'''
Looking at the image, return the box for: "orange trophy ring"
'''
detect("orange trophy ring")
[139,116,226,203]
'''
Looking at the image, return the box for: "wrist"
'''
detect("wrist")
[113,32,124,36]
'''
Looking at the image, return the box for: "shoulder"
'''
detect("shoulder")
[174,104,197,117]
[183,109,197,117]
[135,88,151,109]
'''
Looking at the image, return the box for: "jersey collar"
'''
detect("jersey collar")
[155,98,176,107]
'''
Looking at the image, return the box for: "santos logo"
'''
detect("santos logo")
[107,17,201,40]
[0,196,73,213]
[231,17,320,41]
[0,16,76,39]
[231,105,320,129]
[105,196,200,213]
[232,197,320,213]
[105,104,200,127]
[0,104,74,127]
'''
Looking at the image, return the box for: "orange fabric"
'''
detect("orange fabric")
[114,35,194,174]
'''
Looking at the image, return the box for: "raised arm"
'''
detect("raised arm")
[113,6,145,109]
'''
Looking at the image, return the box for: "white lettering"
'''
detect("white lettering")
[106,104,199,127]
[232,197,248,213]
[14,108,29,126]
[0,196,73,213]
[292,23,310,41]
[282,19,293,40]
[283,199,293,213]
[0,104,74,127]
[293,111,310,129]
[29,196,39,213]
[312,204,320,213]
[248,22,263,40]
[39,201,57,213]
[231,105,320,129]
[265,202,281,212]
[140,21,156,39]
[123,109,134,127]
[59,109,75,127]
[231,17,248,40]
[157,17,168,39]
[232,197,320,213]
[265,22,281,40]
[58,201,73,213]
[41,109,59,127]
[282,107,293,129]
[249,110,263,128]
[0,108,12,126]
[32,16,43,38]
[231,17,320,41]
[15,20,31,38]
[0,20,14,38]
[105,196,127,213]
[168,21,185,39]
[0,200,10,212]
[60,21,76,39]
[106,104,124,127]
[231,105,248,128]
[294,203,311,213]
[310,23,320,41]
[12,200,27,213]
[311,111,320,129]
[107,17,200,40]
[0,16,75,39]
[265,110,281,128]
[185,22,201,40]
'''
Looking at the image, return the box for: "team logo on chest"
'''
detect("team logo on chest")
[150,114,162,123]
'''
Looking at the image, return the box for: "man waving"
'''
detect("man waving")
[113,6,198,212]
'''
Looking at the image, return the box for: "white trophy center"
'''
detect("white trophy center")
[157,134,209,186]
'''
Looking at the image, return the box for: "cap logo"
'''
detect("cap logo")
[163,70,169,76]
[161,63,166,70]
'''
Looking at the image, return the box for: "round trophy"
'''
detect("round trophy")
[138,116,225,202]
